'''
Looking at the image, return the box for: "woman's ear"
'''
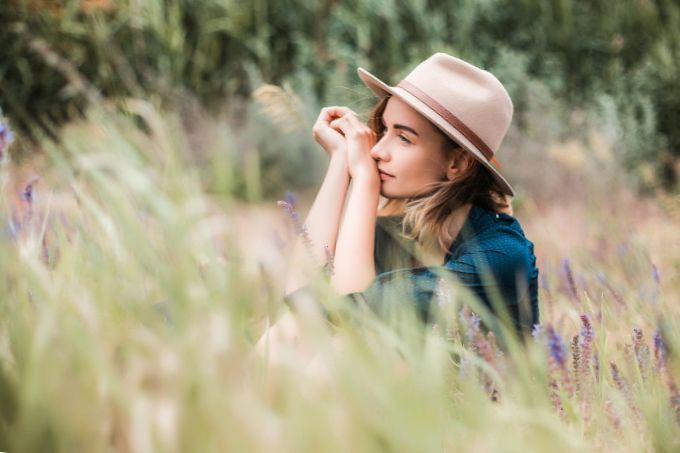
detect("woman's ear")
[445,148,475,181]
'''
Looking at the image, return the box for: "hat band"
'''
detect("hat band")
[397,80,496,163]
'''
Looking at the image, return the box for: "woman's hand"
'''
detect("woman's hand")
[312,106,353,159]
[329,112,379,184]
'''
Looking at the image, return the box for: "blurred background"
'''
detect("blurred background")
[1,1,680,451]
[2,0,679,269]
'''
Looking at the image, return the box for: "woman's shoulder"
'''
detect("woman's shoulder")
[466,205,533,247]
[448,205,536,270]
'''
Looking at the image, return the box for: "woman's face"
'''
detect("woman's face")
[370,96,453,199]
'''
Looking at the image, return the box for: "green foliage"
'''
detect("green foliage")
[1,0,679,192]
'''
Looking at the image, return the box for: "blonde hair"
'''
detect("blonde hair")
[367,95,511,254]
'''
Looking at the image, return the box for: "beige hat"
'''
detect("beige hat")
[358,52,515,196]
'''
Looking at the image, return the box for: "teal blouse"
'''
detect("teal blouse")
[285,205,539,334]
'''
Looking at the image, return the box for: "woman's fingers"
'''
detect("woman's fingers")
[329,114,375,141]
[316,106,354,125]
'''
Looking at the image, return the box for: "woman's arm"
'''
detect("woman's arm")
[328,113,381,294]
[284,107,353,295]
[331,176,380,293]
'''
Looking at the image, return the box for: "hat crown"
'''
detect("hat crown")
[402,53,513,152]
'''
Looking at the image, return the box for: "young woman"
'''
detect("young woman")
[280,53,538,339]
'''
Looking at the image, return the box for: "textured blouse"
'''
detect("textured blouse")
[285,205,539,334]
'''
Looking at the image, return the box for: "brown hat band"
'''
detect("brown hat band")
[397,80,500,167]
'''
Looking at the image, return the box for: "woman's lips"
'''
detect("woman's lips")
[378,169,394,181]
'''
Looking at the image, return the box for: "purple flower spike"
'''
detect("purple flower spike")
[22,176,39,203]
[277,200,314,254]
[546,325,567,368]
[580,314,594,377]
[652,264,661,304]
[654,329,667,369]
[0,120,15,159]
[652,264,661,285]
[562,258,578,301]
[284,191,298,208]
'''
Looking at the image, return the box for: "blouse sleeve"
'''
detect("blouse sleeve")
[347,241,539,335]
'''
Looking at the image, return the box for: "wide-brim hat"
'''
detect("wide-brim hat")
[358,52,515,196]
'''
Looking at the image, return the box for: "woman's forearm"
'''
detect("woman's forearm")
[284,154,350,295]
[331,176,381,294]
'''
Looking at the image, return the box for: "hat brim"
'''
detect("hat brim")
[357,67,515,197]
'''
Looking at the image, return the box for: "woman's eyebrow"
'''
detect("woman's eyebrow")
[394,124,419,137]
[381,118,419,137]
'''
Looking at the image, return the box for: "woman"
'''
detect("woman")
[280,53,538,339]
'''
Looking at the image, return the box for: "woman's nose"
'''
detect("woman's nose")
[370,136,390,161]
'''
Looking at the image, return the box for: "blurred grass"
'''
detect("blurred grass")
[1,1,680,451]
[0,101,679,451]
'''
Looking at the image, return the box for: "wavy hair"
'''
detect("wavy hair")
[367,95,511,254]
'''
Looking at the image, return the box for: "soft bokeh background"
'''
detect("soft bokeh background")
[1,1,680,451]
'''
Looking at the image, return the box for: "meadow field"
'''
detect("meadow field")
[2,1,680,452]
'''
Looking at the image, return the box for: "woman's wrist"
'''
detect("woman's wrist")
[351,171,380,190]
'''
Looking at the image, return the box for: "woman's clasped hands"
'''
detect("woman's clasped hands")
[312,106,379,183]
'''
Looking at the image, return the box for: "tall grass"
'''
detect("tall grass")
[0,103,679,452]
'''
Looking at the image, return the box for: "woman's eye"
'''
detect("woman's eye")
[398,134,412,144]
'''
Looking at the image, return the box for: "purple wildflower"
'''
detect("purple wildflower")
[277,200,312,249]
[459,306,481,346]
[0,121,14,159]
[284,191,298,207]
[652,264,661,286]
[531,324,542,341]
[22,176,39,203]
[545,324,570,414]
[632,328,650,379]
[654,329,667,370]
[652,264,661,304]
[546,325,567,368]
[593,352,600,382]
[610,361,639,416]
[580,314,594,376]
[562,258,578,302]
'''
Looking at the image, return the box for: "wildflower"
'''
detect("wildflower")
[284,190,298,207]
[610,361,640,416]
[561,258,578,302]
[546,325,567,369]
[277,199,313,251]
[459,305,480,346]
[652,263,661,304]
[0,120,14,161]
[580,314,594,377]
[652,264,661,286]
[539,272,549,291]
[544,324,569,416]
[531,323,542,341]
[22,176,39,204]
[632,328,650,380]
[571,335,581,395]
[539,271,553,311]
[593,352,600,382]
[654,329,667,370]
